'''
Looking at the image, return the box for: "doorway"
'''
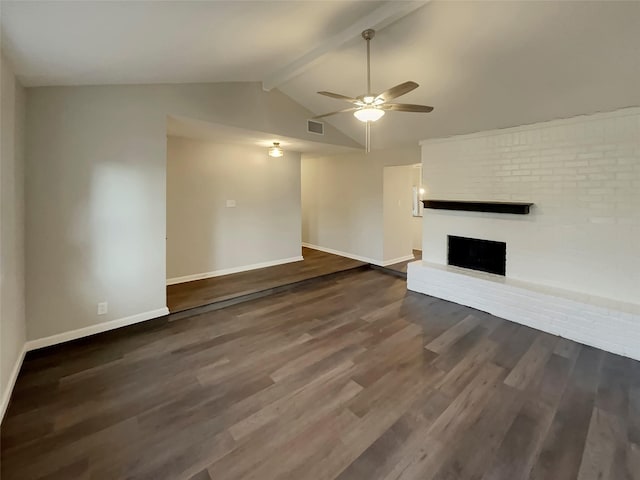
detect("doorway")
[382,163,423,273]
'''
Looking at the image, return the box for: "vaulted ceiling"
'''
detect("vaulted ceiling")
[2,1,639,149]
[0,1,385,85]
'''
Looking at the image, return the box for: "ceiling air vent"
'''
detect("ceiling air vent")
[307,119,324,135]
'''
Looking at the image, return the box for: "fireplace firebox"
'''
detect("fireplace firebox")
[447,235,506,276]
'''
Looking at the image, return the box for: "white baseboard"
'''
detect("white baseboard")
[25,307,170,352]
[382,254,416,267]
[166,256,304,286]
[302,243,414,268]
[2,307,170,422]
[1,344,26,421]
[302,243,382,265]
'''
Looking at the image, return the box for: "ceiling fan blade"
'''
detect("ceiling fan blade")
[382,103,434,113]
[313,107,358,119]
[317,91,359,103]
[375,81,419,102]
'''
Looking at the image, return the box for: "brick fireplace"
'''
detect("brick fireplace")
[408,107,640,360]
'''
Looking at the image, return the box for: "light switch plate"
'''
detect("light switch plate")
[226,200,237,208]
[97,302,108,315]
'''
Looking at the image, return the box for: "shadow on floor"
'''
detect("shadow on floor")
[166,247,367,313]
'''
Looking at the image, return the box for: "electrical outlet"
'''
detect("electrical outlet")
[226,199,236,208]
[97,302,108,315]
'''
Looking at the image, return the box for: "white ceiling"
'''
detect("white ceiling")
[167,115,359,156]
[2,1,639,149]
[0,0,383,86]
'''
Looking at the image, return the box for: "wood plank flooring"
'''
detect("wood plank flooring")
[387,249,422,274]
[167,247,366,313]
[2,269,638,480]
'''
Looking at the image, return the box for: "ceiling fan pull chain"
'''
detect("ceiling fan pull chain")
[365,121,371,153]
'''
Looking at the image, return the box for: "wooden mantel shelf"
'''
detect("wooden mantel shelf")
[421,200,534,215]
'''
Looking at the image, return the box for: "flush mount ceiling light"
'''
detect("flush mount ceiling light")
[313,29,434,152]
[268,142,283,157]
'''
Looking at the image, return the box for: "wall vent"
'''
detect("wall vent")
[307,120,324,135]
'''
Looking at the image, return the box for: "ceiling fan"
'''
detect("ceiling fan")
[313,28,434,152]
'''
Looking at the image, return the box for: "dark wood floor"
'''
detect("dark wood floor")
[2,269,638,480]
[167,247,366,313]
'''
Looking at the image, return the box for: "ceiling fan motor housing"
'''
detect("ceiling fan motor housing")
[362,29,375,41]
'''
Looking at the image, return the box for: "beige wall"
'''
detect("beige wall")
[301,146,420,264]
[412,218,422,251]
[411,165,423,251]
[382,165,414,262]
[166,136,301,282]
[1,54,27,417]
[25,82,357,342]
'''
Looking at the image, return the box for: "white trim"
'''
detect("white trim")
[301,242,383,266]
[302,244,414,268]
[419,107,640,145]
[1,344,26,421]
[382,254,416,267]
[166,256,304,286]
[25,307,170,352]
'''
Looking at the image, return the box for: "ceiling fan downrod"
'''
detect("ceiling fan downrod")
[362,29,375,152]
[362,28,375,97]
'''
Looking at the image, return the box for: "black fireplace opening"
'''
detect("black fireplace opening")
[448,235,506,276]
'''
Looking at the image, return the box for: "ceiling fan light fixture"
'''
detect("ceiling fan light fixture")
[313,28,433,152]
[268,142,283,157]
[354,107,385,122]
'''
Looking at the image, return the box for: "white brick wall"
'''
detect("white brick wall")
[407,262,640,360]
[419,107,640,305]
[409,108,640,359]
